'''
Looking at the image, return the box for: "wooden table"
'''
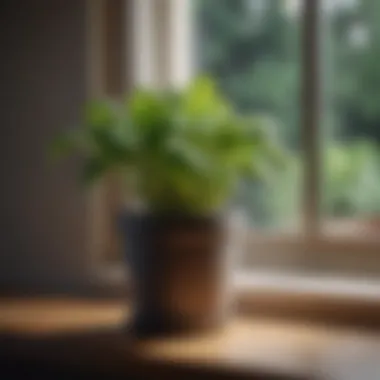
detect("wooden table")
[1,297,380,379]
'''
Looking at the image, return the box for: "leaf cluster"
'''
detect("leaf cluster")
[51,77,284,214]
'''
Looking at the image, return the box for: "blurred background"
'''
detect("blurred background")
[0,0,380,295]
[197,0,380,232]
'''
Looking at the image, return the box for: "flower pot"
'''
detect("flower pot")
[120,212,238,336]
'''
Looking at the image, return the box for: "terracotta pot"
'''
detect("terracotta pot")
[120,212,239,337]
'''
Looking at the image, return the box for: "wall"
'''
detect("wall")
[0,0,89,291]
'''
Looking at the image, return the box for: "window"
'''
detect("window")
[194,0,380,278]
[92,0,380,282]
[321,0,380,241]
[195,0,302,233]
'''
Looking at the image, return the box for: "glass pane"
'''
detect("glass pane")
[322,0,380,239]
[194,0,302,233]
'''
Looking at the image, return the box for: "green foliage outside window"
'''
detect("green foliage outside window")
[196,0,380,226]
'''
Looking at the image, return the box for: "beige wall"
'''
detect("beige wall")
[0,0,89,291]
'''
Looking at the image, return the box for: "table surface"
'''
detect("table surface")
[1,297,380,380]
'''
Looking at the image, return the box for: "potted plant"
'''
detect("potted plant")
[52,77,282,336]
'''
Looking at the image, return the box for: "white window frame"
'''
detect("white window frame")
[86,0,380,287]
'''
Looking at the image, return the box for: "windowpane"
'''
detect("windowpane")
[194,0,302,233]
[321,0,380,240]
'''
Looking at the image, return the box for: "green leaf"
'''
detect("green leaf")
[85,100,118,129]
[182,76,230,121]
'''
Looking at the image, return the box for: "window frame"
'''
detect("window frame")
[247,0,380,269]
[87,0,380,284]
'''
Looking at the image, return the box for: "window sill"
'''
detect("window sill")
[238,271,380,301]
[93,266,380,329]
[97,265,380,301]
[237,271,380,329]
